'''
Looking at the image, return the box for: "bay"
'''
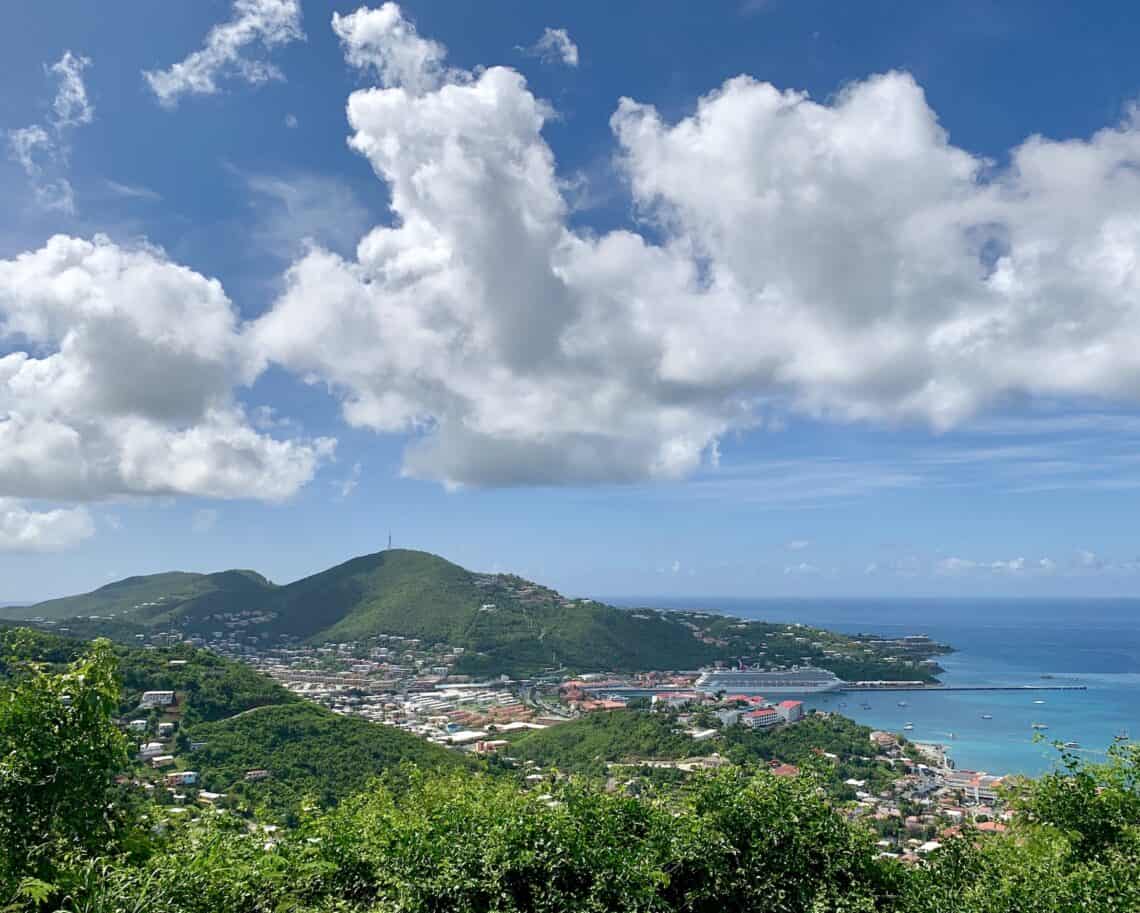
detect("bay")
[612,597,1140,776]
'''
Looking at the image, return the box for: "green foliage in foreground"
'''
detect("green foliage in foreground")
[186,702,470,822]
[1,626,296,724]
[0,638,133,885]
[4,640,1140,913]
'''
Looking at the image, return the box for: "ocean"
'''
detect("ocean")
[612,597,1140,777]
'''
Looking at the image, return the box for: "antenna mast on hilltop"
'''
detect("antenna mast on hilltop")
[387,531,392,550]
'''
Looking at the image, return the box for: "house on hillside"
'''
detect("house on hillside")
[140,690,176,708]
[150,755,176,769]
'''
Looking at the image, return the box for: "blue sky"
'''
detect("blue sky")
[4,0,1140,602]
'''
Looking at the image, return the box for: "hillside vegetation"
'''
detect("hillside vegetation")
[5,570,275,626]
[0,626,297,724]
[187,702,468,820]
[509,709,900,795]
[4,639,1140,913]
[0,628,458,821]
[5,549,945,678]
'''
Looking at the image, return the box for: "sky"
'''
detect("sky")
[4,0,1140,602]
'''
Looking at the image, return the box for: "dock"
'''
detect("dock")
[840,684,1087,693]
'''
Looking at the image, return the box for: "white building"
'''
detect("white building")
[140,690,176,708]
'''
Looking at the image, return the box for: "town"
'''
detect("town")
[105,619,1008,862]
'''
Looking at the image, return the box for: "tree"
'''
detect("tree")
[0,638,129,888]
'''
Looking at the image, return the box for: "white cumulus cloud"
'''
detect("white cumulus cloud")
[144,0,304,107]
[332,2,453,93]
[0,234,334,505]
[252,3,1140,489]
[0,499,95,551]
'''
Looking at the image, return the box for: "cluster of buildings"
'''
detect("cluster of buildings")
[835,730,1012,863]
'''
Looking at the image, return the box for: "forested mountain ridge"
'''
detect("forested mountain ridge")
[3,549,945,679]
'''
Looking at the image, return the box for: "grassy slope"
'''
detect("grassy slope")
[8,570,276,626]
[187,702,469,818]
[274,550,482,640]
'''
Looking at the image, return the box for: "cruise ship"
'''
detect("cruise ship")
[694,666,845,696]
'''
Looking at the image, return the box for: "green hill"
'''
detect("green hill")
[5,549,946,679]
[185,702,468,820]
[6,569,275,626]
[8,549,723,674]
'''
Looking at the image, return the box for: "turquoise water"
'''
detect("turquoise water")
[615,597,1140,776]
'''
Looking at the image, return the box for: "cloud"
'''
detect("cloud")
[784,562,819,575]
[0,234,334,504]
[8,125,54,176]
[938,555,1055,576]
[332,2,453,93]
[6,51,93,214]
[103,179,162,202]
[191,508,219,533]
[284,112,299,128]
[48,51,94,128]
[1076,549,1104,570]
[522,27,580,67]
[0,499,94,550]
[252,4,1140,489]
[336,461,362,498]
[936,557,977,575]
[785,539,811,551]
[242,170,373,258]
[144,0,304,107]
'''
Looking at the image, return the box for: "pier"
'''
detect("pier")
[840,683,1087,693]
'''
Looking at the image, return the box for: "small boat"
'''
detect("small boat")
[981,714,993,720]
[1063,741,1080,749]
[903,722,914,731]
[1032,722,1049,730]
[897,701,908,707]
[1041,674,1055,680]
[860,703,872,710]
[1033,699,1045,705]
[1115,730,1130,742]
